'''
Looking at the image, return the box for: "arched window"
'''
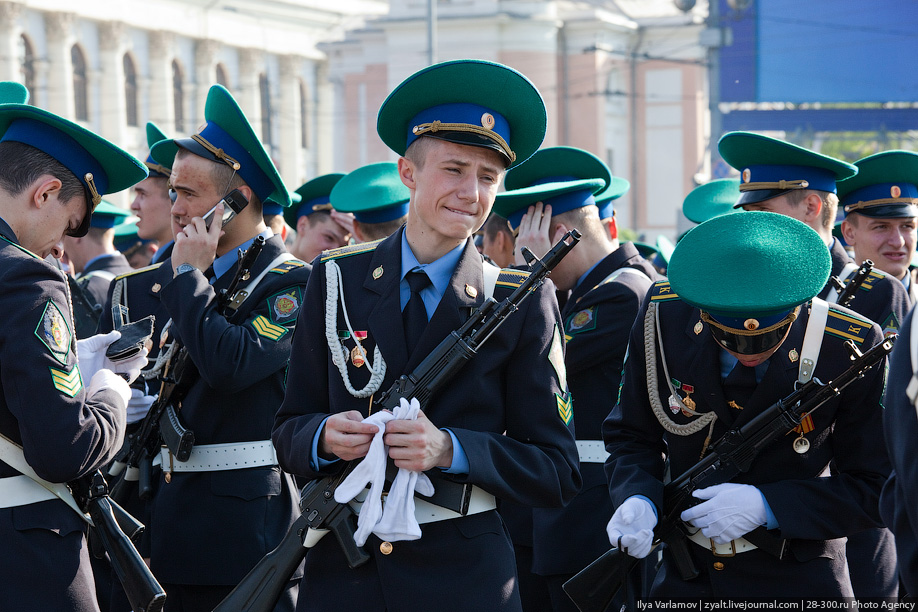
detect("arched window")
[299,79,308,148]
[72,45,88,121]
[216,63,229,89]
[19,35,34,102]
[172,60,184,132]
[124,54,138,126]
[259,72,272,147]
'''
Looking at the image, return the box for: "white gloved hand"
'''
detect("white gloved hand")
[374,398,435,542]
[333,409,396,547]
[87,368,132,407]
[126,389,157,425]
[680,483,767,545]
[606,496,657,559]
[77,331,149,384]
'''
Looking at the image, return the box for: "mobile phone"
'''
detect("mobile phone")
[202,188,249,228]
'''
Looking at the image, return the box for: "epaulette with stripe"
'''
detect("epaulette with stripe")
[825,305,873,345]
[650,280,679,301]
[113,262,163,280]
[269,259,306,274]
[320,239,383,262]
[495,268,528,290]
[857,269,888,293]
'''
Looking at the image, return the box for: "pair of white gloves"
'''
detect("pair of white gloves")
[77,330,150,420]
[334,398,435,547]
[606,483,768,558]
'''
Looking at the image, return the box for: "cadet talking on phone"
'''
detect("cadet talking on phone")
[98,84,311,612]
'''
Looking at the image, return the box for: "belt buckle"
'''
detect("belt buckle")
[710,538,737,558]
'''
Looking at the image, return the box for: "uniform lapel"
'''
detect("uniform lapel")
[405,239,484,371]
[364,232,409,375]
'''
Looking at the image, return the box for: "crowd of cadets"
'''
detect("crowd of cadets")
[3,57,918,612]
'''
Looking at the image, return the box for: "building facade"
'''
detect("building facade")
[321,0,711,240]
[2,0,387,206]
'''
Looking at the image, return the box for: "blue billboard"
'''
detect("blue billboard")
[720,0,918,104]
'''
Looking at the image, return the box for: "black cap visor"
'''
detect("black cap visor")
[709,320,793,355]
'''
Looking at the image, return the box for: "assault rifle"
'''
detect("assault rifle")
[74,471,167,612]
[829,259,873,308]
[212,229,583,612]
[110,237,266,501]
[562,334,896,612]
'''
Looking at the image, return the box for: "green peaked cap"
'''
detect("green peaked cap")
[492,178,605,229]
[718,131,857,208]
[504,146,610,192]
[0,102,147,237]
[144,121,171,177]
[285,173,345,227]
[151,84,290,207]
[89,200,131,229]
[682,178,741,224]
[377,59,546,169]
[330,162,410,223]
[668,211,830,317]
[837,150,918,219]
[0,81,28,104]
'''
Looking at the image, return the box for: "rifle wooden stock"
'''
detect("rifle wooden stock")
[564,334,896,611]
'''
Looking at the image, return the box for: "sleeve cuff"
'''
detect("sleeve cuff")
[439,429,469,475]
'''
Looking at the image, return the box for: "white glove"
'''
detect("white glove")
[126,389,157,425]
[87,368,132,407]
[333,409,396,546]
[77,331,149,384]
[607,496,657,559]
[680,483,767,544]
[374,398,435,542]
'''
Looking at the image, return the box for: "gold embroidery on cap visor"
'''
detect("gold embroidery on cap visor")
[191,133,241,171]
[701,307,799,355]
[738,179,809,192]
[144,161,172,176]
[411,120,516,163]
[844,197,918,214]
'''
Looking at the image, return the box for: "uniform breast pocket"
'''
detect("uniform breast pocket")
[210,467,282,501]
[12,500,85,537]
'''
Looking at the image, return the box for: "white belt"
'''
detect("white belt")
[577,440,610,464]
[156,440,278,472]
[687,529,758,555]
[0,475,58,508]
[349,485,497,525]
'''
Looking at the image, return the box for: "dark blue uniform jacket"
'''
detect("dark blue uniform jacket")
[273,228,581,612]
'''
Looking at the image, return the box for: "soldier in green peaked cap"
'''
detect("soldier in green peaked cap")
[0,82,151,611]
[275,60,582,612]
[717,136,906,600]
[132,122,175,264]
[604,210,890,600]
[131,83,311,612]
[495,144,659,612]
[285,173,352,263]
[838,151,918,302]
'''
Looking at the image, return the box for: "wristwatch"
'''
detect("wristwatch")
[175,263,198,276]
